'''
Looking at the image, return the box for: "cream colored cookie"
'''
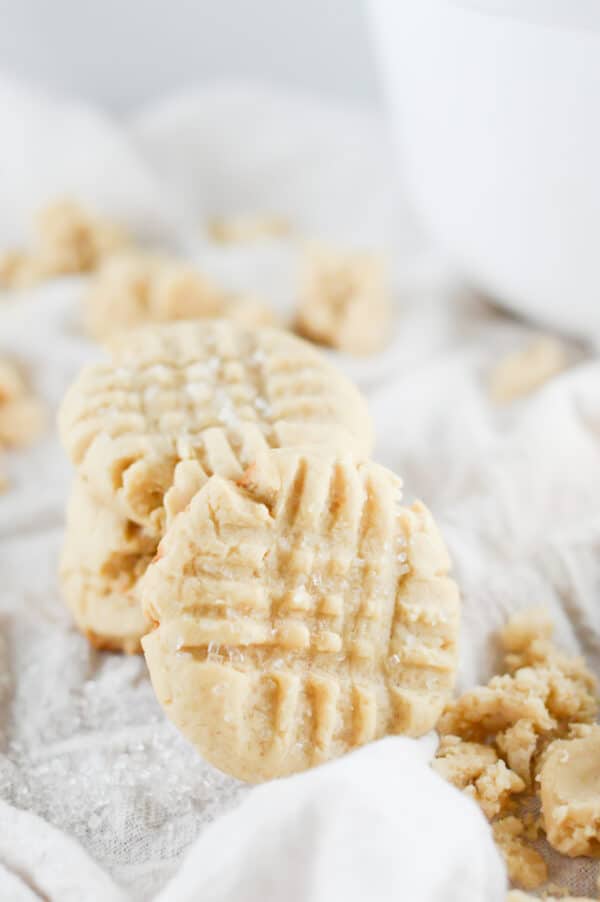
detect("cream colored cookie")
[139,448,460,782]
[295,244,391,356]
[59,320,373,538]
[60,478,156,654]
[539,725,600,857]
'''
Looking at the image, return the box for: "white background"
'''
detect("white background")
[0,0,381,110]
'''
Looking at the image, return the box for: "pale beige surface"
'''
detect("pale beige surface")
[295,245,391,356]
[139,447,460,782]
[59,320,373,538]
[540,726,600,858]
[60,478,156,653]
[489,336,567,403]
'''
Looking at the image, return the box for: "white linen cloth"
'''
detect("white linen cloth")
[1,75,599,900]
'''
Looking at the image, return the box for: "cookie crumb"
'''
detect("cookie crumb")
[207,214,292,244]
[84,251,277,340]
[0,359,44,448]
[294,244,391,356]
[0,199,130,291]
[489,336,567,403]
[433,735,525,818]
[493,816,548,890]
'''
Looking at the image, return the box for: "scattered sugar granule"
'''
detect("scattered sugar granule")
[433,735,525,819]
[207,214,292,244]
[493,816,548,890]
[489,335,567,403]
[294,244,391,356]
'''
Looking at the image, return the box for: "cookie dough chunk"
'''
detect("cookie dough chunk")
[295,245,391,356]
[34,199,129,276]
[140,448,460,782]
[59,320,373,537]
[60,478,156,653]
[83,252,224,340]
[433,735,525,819]
[493,817,548,891]
[489,336,567,403]
[539,726,600,857]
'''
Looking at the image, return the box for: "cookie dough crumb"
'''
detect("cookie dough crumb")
[438,612,597,741]
[497,720,538,785]
[507,893,594,901]
[35,199,130,276]
[294,244,391,356]
[433,735,525,818]
[207,214,292,244]
[0,359,44,448]
[0,199,130,291]
[83,251,277,340]
[489,336,567,403]
[539,725,600,857]
[493,816,548,890]
[0,249,40,290]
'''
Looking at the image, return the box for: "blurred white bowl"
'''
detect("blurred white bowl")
[368,0,600,340]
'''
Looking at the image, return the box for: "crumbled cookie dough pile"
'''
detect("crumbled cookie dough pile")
[58,315,461,780]
[0,199,130,289]
[295,245,391,355]
[83,250,277,341]
[433,609,600,895]
[0,358,45,490]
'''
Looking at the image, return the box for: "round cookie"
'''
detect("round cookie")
[60,478,156,653]
[59,320,373,539]
[140,448,460,782]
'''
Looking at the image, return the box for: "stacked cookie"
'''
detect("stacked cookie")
[59,320,373,653]
[59,319,460,781]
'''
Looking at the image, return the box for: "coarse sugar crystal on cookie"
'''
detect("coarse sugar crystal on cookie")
[60,478,157,654]
[139,447,460,782]
[58,320,373,539]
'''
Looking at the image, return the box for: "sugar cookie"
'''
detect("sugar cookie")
[140,448,460,781]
